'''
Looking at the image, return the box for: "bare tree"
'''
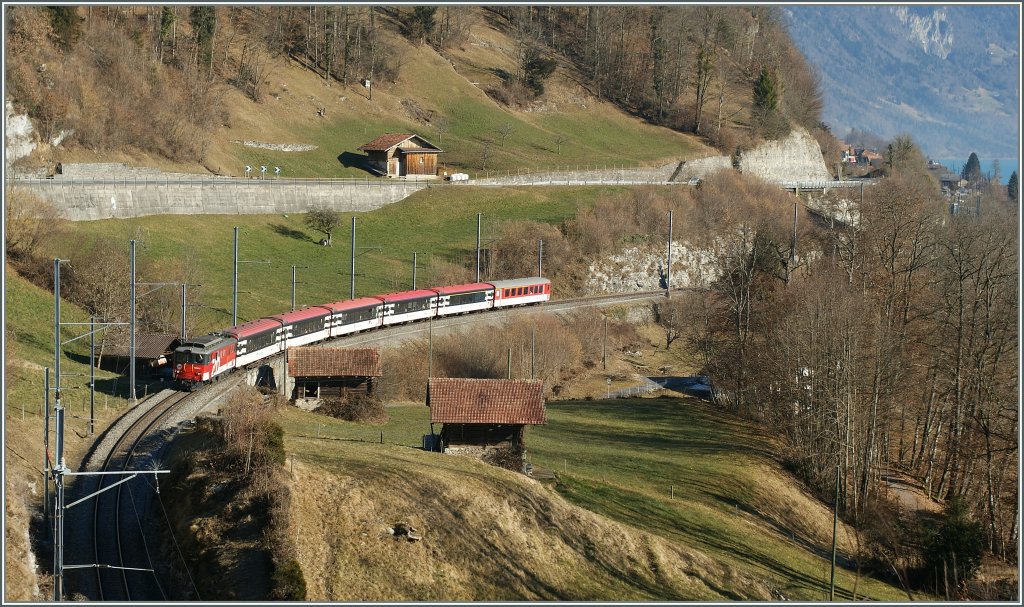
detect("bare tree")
[553,134,568,155]
[496,123,515,147]
[304,205,340,246]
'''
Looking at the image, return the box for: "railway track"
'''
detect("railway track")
[82,377,242,601]
[74,288,666,600]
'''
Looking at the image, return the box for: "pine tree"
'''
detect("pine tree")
[1008,171,1018,202]
[45,6,81,49]
[753,66,779,113]
[961,152,982,185]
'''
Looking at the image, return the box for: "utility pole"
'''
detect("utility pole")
[89,316,95,436]
[531,323,536,379]
[475,212,482,282]
[350,217,356,299]
[292,266,309,312]
[412,252,418,289]
[233,227,239,326]
[666,210,673,296]
[52,258,66,600]
[43,367,50,522]
[830,464,840,601]
[129,240,136,402]
[507,348,512,379]
[789,197,799,283]
[538,239,543,277]
[427,313,434,379]
[603,315,608,370]
[180,284,187,339]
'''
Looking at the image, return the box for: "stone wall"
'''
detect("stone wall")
[11,178,429,221]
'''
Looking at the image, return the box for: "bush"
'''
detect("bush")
[920,497,986,591]
[270,558,307,601]
[318,393,387,423]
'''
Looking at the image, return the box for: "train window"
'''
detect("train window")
[245,329,277,353]
[341,305,377,325]
[172,351,188,365]
[393,298,430,315]
[292,316,326,337]
[449,291,487,306]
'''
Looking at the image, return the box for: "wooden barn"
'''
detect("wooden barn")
[100,332,180,379]
[426,378,545,458]
[357,133,442,178]
[287,347,381,409]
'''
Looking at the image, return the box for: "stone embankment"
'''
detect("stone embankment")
[7,127,836,221]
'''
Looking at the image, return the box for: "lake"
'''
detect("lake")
[934,158,1018,185]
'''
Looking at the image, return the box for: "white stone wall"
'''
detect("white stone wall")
[675,127,830,183]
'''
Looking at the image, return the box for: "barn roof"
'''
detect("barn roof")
[288,347,381,378]
[358,133,442,153]
[102,333,180,359]
[428,378,545,425]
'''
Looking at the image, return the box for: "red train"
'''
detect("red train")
[171,277,550,387]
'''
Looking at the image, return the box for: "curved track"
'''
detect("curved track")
[79,289,668,600]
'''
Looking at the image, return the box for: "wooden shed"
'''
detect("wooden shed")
[357,133,443,178]
[287,347,381,409]
[100,332,180,378]
[427,378,545,459]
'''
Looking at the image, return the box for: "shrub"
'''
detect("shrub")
[270,558,307,600]
[318,393,387,424]
[920,497,986,591]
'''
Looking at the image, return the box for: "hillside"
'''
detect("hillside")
[266,397,916,601]
[5,6,716,178]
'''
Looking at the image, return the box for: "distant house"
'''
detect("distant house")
[426,378,545,461]
[357,133,443,178]
[287,347,381,410]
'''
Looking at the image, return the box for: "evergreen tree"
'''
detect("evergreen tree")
[522,46,557,97]
[753,66,780,113]
[45,6,81,49]
[1008,171,1018,202]
[922,497,986,589]
[190,6,217,70]
[159,7,176,62]
[961,152,982,185]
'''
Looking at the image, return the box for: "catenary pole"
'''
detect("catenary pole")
[538,239,543,277]
[233,227,239,326]
[292,265,297,312]
[350,217,356,299]
[412,252,418,290]
[180,284,187,339]
[830,464,840,600]
[476,213,482,282]
[89,316,95,436]
[666,210,673,296]
[129,240,136,401]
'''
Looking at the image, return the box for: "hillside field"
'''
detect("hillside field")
[274,396,920,601]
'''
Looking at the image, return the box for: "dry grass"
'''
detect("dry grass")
[283,442,772,601]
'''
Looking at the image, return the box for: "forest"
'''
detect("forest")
[5,5,821,162]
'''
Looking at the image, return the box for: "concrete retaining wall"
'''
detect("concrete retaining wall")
[11,179,429,221]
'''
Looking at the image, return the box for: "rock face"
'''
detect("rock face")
[5,99,36,166]
[736,128,832,182]
[677,127,831,183]
[585,240,723,295]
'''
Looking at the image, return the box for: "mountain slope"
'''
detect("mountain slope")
[784,5,1019,159]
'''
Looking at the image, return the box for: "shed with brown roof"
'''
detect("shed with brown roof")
[100,332,180,377]
[287,347,381,406]
[427,378,545,462]
[357,133,442,178]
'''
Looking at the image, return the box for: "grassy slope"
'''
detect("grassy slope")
[38,185,632,333]
[274,397,916,601]
[51,9,712,178]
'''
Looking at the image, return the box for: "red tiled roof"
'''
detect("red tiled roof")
[358,133,416,152]
[428,378,545,425]
[288,347,381,378]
